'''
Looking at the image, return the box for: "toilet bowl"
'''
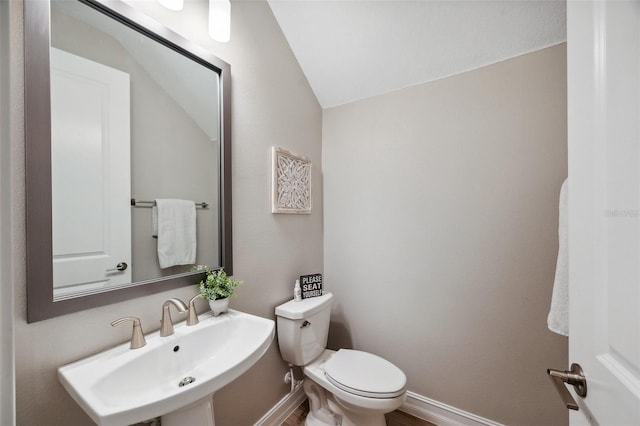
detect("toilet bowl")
[275,293,407,426]
[304,349,406,426]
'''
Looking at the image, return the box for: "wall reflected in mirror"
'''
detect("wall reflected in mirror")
[50,1,221,300]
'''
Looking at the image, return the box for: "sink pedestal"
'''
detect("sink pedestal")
[161,395,216,426]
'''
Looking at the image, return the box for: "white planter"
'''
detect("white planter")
[208,298,229,316]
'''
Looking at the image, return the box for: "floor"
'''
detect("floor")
[281,400,436,426]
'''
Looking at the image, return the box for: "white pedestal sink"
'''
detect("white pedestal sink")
[58,309,274,426]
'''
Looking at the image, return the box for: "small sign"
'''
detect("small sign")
[300,273,323,299]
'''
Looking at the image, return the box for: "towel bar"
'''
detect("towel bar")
[130,198,209,209]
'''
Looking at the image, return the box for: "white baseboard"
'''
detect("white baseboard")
[254,382,306,426]
[401,391,504,426]
[254,384,503,426]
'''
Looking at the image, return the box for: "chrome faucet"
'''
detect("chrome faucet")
[187,294,204,326]
[111,317,146,349]
[160,298,188,337]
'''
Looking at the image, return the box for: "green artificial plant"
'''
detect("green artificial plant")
[198,267,243,300]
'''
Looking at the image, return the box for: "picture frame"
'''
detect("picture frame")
[271,147,312,214]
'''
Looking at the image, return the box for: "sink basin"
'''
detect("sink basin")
[58,309,274,426]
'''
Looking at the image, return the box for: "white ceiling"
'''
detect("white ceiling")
[267,0,567,108]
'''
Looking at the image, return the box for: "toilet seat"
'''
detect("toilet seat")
[324,349,406,399]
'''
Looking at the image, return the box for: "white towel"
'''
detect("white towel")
[152,206,158,237]
[155,199,197,269]
[547,179,569,336]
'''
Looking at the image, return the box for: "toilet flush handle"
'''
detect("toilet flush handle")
[300,320,311,328]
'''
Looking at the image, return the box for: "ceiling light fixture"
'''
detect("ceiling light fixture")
[158,0,184,11]
[209,0,231,43]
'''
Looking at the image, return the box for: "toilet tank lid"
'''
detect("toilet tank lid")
[275,292,333,319]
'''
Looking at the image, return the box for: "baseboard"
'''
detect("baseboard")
[401,391,504,426]
[254,382,306,426]
[254,385,502,426]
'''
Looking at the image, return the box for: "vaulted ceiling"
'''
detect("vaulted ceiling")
[267,0,567,108]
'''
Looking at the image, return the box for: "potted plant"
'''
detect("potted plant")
[198,267,243,316]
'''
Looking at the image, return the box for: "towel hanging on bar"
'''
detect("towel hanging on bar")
[547,178,568,336]
[155,199,197,269]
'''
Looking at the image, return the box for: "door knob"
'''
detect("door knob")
[106,262,128,272]
[547,363,587,410]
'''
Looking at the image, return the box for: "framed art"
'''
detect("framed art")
[271,147,311,214]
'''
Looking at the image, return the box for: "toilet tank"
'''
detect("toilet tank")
[275,292,333,366]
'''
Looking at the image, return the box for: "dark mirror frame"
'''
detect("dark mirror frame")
[24,0,232,323]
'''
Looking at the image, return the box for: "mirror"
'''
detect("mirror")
[25,0,232,322]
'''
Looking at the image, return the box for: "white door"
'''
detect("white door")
[50,48,132,299]
[566,1,640,424]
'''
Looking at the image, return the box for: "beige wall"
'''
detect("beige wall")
[323,44,568,425]
[12,1,322,425]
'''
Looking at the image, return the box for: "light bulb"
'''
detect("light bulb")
[209,0,231,43]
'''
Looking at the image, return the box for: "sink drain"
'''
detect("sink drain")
[178,376,196,387]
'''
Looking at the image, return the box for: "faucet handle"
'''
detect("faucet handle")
[187,294,204,326]
[160,298,188,337]
[111,317,146,349]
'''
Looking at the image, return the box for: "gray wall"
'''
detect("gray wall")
[323,44,568,425]
[0,0,16,424]
[12,1,322,425]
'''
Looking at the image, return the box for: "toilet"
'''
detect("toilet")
[275,293,407,426]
